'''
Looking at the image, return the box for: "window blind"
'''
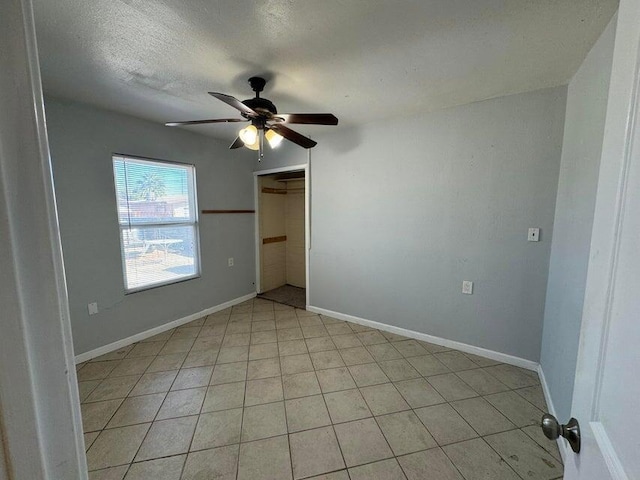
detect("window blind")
[113,155,200,292]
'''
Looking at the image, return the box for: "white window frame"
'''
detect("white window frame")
[112,154,201,293]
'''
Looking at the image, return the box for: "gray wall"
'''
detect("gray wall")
[259,87,567,361]
[45,98,257,355]
[540,17,616,420]
[253,142,309,172]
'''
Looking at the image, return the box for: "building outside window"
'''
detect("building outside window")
[113,155,200,292]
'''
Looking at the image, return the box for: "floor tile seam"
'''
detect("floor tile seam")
[83,395,131,436]
[93,420,152,472]
[81,374,142,403]
[192,346,222,420]
[279,387,297,479]
[127,365,187,465]
[482,424,558,449]
[94,392,169,433]
[373,403,424,439]
[421,441,473,480]
[124,340,169,360]
[80,398,126,435]
[436,437,496,480]
[124,351,202,464]
[447,402,517,438]
[233,371,249,480]
[278,351,312,358]
[473,432,530,480]
[436,363,485,374]
[518,427,563,464]
[347,453,431,478]
[413,401,485,448]
[475,397,543,430]
[391,387,449,410]
[421,375,481,402]
[369,410,402,460]
[324,390,373,425]
[394,448,435,480]
[318,388,349,475]
[124,369,182,398]
[133,452,191,479]
[96,440,255,473]
[481,390,546,425]
[282,376,325,402]
[169,364,216,392]
[511,386,547,412]
[356,381,408,417]
[452,369,510,394]
[482,366,541,390]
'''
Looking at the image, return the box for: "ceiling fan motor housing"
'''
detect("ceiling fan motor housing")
[243,76,277,128]
[242,97,277,115]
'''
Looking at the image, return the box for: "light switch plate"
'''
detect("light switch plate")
[462,281,473,295]
[88,302,98,315]
[528,228,540,242]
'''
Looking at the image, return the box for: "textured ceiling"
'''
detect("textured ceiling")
[33,0,617,141]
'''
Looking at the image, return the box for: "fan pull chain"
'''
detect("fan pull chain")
[258,129,264,161]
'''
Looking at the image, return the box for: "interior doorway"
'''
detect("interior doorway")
[254,164,309,309]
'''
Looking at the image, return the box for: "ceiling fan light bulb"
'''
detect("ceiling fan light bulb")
[244,137,260,150]
[239,125,258,145]
[265,129,283,148]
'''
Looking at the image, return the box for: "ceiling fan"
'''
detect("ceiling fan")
[166,76,338,159]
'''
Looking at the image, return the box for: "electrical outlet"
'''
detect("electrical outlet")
[88,302,98,315]
[462,281,473,295]
[228,257,234,267]
[528,228,540,242]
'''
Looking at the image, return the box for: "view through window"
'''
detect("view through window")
[113,155,200,292]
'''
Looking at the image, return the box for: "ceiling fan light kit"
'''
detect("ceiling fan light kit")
[239,124,258,145]
[265,128,283,148]
[166,76,338,161]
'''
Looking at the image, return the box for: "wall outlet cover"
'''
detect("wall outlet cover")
[88,302,98,315]
[462,281,473,295]
[528,227,540,242]
[228,257,234,267]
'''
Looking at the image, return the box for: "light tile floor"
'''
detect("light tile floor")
[77,298,563,480]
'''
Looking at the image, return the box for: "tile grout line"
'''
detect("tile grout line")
[318,377,350,477]
[281,377,296,479]
[235,305,251,480]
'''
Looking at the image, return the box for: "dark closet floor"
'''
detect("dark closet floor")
[258,284,306,310]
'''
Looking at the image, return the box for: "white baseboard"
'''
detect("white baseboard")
[75,292,256,364]
[537,365,569,462]
[307,305,539,372]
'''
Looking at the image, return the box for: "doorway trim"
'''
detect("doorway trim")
[0,0,87,477]
[564,4,639,478]
[253,163,310,309]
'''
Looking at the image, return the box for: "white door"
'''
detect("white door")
[563,1,640,478]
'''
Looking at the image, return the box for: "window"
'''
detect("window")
[113,155,200,292]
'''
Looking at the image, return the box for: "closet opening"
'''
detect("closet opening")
[254,165,309,309]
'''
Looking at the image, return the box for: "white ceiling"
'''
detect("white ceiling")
[33,0,617,141]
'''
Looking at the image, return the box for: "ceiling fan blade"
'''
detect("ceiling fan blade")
[274,113,338,125]
[229,136,244,149]
[269,124,318,149]
[208,92,258,117]
[165,118,247,126]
